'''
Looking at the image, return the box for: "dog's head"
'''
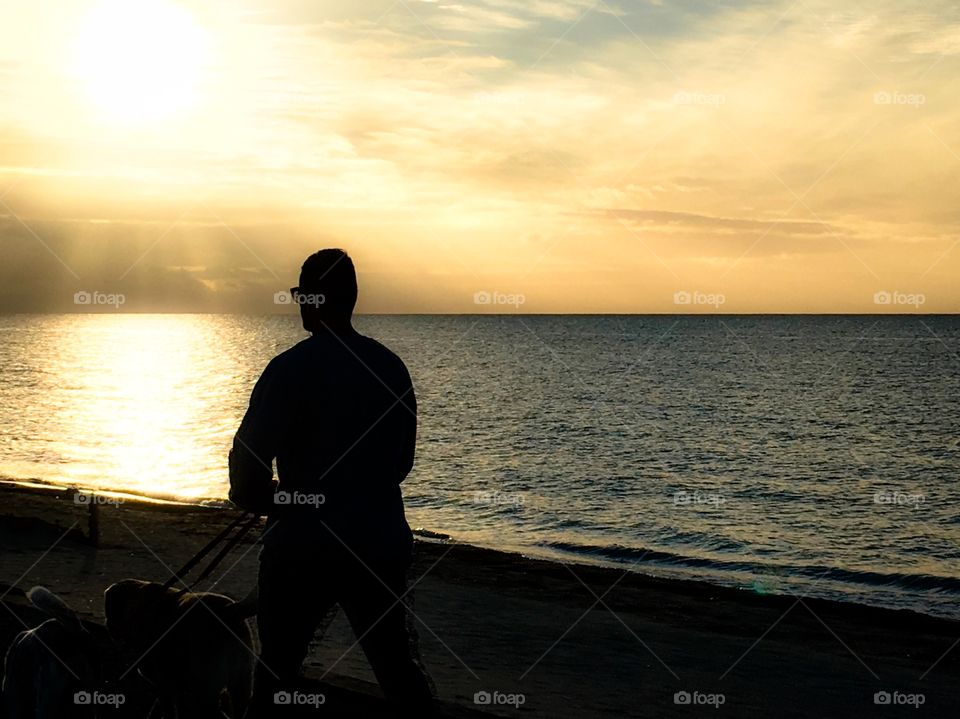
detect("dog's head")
[103,579,177,645]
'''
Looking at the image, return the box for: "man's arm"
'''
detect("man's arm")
[396,360,417,483]
[229,358,285,515]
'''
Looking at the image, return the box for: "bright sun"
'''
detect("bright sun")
[72,0,209,125]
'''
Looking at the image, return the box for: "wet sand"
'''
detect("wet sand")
[1,482,958,717]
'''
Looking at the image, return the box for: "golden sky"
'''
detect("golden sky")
[0,0,958,313]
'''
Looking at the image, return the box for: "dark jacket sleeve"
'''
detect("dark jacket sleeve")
[395,360,417,483]
[228,358,284,515]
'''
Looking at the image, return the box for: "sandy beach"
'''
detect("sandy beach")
[1,482,957,718]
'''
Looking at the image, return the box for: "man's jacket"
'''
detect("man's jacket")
[229,329,417,560]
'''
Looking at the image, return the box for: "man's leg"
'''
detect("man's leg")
[247,551,336,717]
[339,555,435,712]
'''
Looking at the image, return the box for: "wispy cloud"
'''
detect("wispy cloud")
[0,0,958,311]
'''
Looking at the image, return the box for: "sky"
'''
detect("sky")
[0,0,958,313]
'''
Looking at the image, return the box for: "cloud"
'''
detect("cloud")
[0,0,958,311]
[591,209,838,235]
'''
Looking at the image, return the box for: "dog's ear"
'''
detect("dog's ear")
[103,582,129,631]
[104,580,156,625]
[28,586,84,633]
[230,585,258,621]
[104,580,136,616]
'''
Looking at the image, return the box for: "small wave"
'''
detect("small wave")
[537,540,960,594]
[802,565,960,593]
[412,528,452,541]
[539,541,758,572]
[654,528,747,553]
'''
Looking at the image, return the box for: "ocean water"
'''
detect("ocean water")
[1,314,958,618]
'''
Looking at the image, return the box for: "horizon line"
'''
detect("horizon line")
[1,311,958,318]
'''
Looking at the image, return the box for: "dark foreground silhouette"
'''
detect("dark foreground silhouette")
[2,495,960,718]
[0,583,442,718]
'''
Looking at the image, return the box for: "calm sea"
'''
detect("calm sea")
[1,314,958,618]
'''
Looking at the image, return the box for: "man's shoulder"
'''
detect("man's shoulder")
[354,335,410,378]
[355,334,402,360]
[269,340,302,365]
[260,338,313,377]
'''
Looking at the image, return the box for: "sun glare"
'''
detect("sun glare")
[72,0,209,125]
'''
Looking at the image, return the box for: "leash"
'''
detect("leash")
[162,512,253,591]
[194,513,261,584]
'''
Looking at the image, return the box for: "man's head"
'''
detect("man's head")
[295,249,357,332]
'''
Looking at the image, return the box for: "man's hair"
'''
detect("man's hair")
[298,249,358,320]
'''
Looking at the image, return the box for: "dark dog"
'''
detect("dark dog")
[103,580,254,718]
[2,586,102,719]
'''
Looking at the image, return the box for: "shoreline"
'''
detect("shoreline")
[3,478,954,624]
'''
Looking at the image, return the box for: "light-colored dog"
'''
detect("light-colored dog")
[103,580,254,718]
[1,586,101,719]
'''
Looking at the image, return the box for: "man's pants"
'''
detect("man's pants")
[247,545,434,715]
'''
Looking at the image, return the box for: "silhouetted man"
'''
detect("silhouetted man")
[229,249,434,716]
